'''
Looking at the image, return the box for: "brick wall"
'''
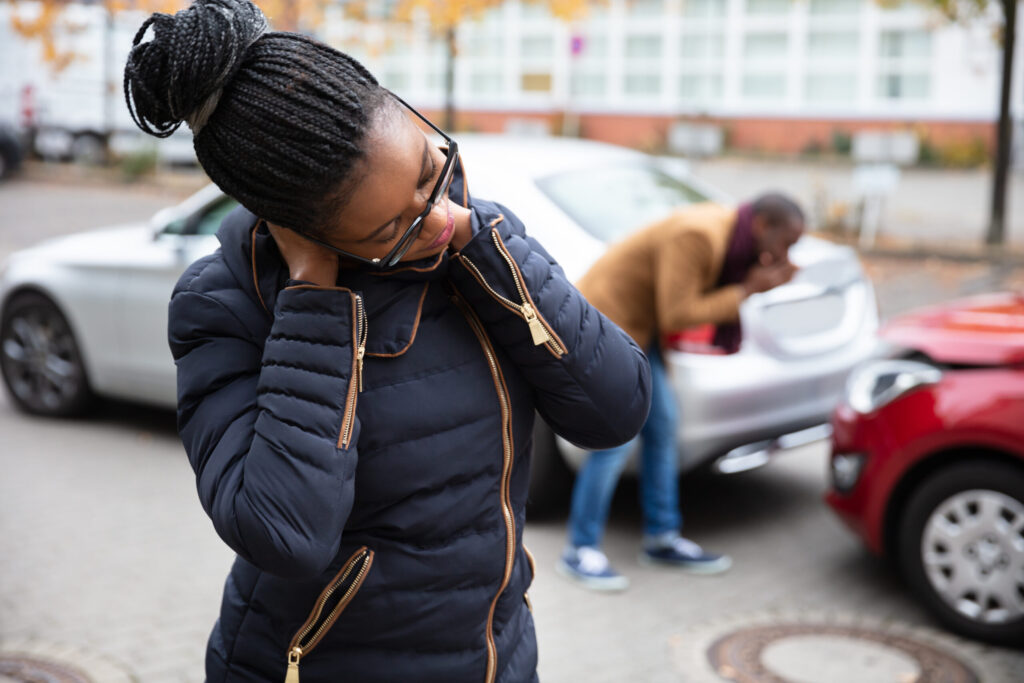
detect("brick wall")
[424,109,996,156]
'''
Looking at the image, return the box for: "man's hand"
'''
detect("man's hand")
[742,255,798,296]
[267,222,339,288]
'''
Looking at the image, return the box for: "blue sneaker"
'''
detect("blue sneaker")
[556,546,630,592]
[639,533,732,575]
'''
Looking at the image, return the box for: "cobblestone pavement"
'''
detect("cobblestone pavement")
[1,175,1023,682]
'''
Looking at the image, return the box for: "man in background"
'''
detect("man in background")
[558,193,805,591]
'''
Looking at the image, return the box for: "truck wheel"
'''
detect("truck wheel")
[70,133,107,165]
[898,460,1024,646]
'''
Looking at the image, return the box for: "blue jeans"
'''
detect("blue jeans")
[567,348,682,548]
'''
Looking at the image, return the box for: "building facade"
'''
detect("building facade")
[328,0,1021,155]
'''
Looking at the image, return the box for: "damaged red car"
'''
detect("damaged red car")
[827,292,1024,646]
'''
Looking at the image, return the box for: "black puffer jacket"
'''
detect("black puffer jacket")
[168,170,651,682]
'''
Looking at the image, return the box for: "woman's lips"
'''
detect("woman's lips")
[426,199,455,250]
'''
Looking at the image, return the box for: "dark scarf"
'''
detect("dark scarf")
[712,203,758,354]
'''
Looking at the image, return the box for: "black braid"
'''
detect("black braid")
[123,0,388,237]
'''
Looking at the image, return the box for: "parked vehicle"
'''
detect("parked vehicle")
[0,121,23,179]
[827,292,1024,646]
[0,4,196,165]
[0,135,878,508]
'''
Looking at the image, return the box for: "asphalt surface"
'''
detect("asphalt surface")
[1,172,1022,682]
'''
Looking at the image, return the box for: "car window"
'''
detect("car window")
[536,164,708,243]
[193,196,239,235]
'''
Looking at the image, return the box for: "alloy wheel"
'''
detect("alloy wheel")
[1,295,89,415]
[921,489,1024,625]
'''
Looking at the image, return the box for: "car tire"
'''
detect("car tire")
[0,291,94,416]
[527,417,574,518]
[70,133,107,166]
[898,460,1024,647]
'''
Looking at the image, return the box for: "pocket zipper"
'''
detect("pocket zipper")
[338,294,367,449]
[284,546,374,683]
[459,232,566,357]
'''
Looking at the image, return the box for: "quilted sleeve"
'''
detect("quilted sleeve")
[448,199,651,449]
[169,274,365,580]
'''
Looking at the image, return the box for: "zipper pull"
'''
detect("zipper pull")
[521,304,548,346]
[356,345,365,393]
[285,647,302,683]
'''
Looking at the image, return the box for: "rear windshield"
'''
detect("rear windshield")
[536,164,708,243]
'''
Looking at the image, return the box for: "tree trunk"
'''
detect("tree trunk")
[444,26,456,132]
[988,0,1017,245]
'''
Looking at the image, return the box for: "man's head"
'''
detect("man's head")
[750,193,805,265]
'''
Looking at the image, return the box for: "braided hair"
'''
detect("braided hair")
[123,0,389,237]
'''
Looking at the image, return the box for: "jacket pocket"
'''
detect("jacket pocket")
[458,225,566,359]
[284,546,374,683]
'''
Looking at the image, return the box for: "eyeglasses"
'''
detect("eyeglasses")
[282,92,459,270]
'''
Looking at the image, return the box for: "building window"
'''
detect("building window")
[808,0,860,14]
[805,73,857,103]
[681,33,724,60]
[521,35,555,60]
[624,73,662,95]
[521,72,553,93]
[745,0,791,16]
[680,74,724,103]
[462,33,503,59]
[381,72,410,92]
[682,0,726,19]
[628,0,664,16]
[571,73,606,97]
[742,74,786,98]
[806,31,859,59]
[573,33,608,60]
[744,32,788,59]
[877,73,929,99]
[469,71,504,95]
[626,34,663,59]
[879,30,931,59]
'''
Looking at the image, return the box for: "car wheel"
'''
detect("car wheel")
[898,461,1024,646]
[0,292,93,416]
[70,133,106,165]
[527,417,573,518]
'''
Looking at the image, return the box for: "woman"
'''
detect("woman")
[124,1,650,681]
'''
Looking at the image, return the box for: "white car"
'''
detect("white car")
[0,135,878,508]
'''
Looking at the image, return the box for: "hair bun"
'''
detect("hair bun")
[124,0,268,137]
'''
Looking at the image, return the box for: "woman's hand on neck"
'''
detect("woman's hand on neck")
[266,222,339,287]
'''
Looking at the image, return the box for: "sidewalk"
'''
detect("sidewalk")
[690,156,1024,249]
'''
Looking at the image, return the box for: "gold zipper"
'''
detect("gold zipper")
[449,289,516,683]
[285,546,374,683]
[338,294,366,449]
[458,232,566,358]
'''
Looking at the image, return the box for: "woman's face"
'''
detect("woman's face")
[323,105,455,264]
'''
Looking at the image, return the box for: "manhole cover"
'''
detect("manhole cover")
[0,641,132,683]
[0,654,91,683]
[707,623,978,683]
[668,611,1018,683]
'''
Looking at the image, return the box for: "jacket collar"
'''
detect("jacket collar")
[214,152,471,356]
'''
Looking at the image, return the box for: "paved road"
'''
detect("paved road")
[1,177,1022,682]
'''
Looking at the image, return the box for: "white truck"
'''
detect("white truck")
[0,2,196,164]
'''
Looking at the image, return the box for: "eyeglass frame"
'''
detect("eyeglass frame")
[279,91,459,270]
